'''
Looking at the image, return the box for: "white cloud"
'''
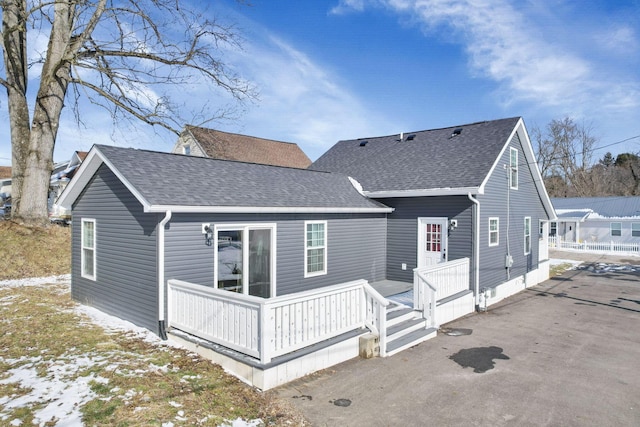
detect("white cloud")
[223,32,395,160]
[332,0,640,117]
[330,0,367,15]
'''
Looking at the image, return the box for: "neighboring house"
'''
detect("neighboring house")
[57,117,555,390]
[0,166,11,179]
[0,166,12,197]
[311,117,555,307]
[49,151,88,223]
[551,196,640,244]
[172,125,312,168]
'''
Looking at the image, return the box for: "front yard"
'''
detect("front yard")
[0,222,308,426]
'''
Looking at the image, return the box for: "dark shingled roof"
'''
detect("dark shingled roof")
[552,197,640,218]
[185,126,312,169]
[310,117,521,192]
[94,145,387,210]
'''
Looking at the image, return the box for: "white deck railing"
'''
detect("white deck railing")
[413,258,470,328]
[549,235,640,253]
[167,279,387,364]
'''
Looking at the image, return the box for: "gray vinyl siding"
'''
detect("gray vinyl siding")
[377,196,473,283]
[477,133,547,289]
[71,165,159,333]
[165,213,387,296]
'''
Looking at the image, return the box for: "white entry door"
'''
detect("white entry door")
[418,217,448,268]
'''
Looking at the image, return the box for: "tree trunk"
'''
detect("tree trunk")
[12,1,74,225]
[2,0,29,217]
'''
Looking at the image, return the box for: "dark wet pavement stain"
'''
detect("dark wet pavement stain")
[331,398,352,407]
[449,346,510,373]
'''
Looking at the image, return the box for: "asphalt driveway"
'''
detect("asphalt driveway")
[274,252,640,426]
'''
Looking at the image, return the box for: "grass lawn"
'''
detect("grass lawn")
[0,222,308,426]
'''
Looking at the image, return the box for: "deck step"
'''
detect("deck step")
[386,306,414,326]
[386,327,438,356]
[387,317,426,341]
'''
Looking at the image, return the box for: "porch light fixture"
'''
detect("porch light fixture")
[448,219,458,231]
[204,225,214,246]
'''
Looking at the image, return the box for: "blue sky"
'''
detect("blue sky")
[1,0,639,165]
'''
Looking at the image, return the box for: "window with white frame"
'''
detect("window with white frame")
[183,144,191,155]
[633,223,640,237]
[550,221,557,236]
[305,221,327,277]
[510,147,518,189]
[524,217,531,254]
[489,217,499,246]
[81,218,96,280]
[611,222,622,237]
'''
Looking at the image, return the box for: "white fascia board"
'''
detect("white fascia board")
[364,187,481,198]
[480,118,557,221]
[55,146,152,211]
[145,205,394,214]
[55,148,102,210]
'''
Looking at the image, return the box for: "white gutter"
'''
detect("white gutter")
[365,186,481,199]
[158,210,172,339]
[144,205,394,214]
[468,193,480,309]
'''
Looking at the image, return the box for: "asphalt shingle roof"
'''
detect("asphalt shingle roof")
[552,197,640,218]
[310,117,521,192]
[95,145,387,210]
[185,126,312,169]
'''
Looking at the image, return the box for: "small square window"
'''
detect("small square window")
[611,222,622,237]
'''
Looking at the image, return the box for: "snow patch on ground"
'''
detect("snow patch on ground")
[0,275,264,427]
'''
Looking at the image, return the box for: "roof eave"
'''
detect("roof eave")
[145,205,394,214]
[364,187,482,199]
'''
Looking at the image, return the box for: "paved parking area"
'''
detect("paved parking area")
[274,252,640,426]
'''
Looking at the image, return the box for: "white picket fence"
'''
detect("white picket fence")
[413,258,470,328]
[549,235,640,253]
[167,278,387,364]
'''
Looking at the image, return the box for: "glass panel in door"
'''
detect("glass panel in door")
[217,230,243,292]
[248,229,271,297]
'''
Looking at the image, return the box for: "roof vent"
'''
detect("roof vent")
[406,134,416,141]
[359,140,368,147]
[451,128,463,137]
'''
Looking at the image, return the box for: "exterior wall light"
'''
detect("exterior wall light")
[204,225,214,246]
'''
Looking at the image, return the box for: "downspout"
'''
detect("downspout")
[468,193,480,310]
[158,210,172,340]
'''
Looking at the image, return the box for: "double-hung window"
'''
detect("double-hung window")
[81,218,96,280]
[510,147,518,189]
[305,221,327,277]
[489,218,499,246]
[632,223,640,237]
[524,217,531,255]
[611,222,622,237]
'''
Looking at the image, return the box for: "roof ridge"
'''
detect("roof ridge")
[185,125,300,146]
[346,117,521,142]
[95,144,329,174]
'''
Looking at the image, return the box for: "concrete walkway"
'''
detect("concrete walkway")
[274,252,640,426]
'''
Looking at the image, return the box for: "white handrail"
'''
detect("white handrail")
[362,282,389,356]
[167,278,377,364]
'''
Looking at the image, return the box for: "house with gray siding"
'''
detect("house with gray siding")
[311,116,555,309]
[58,116,554,390]
[551,196,640,244]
